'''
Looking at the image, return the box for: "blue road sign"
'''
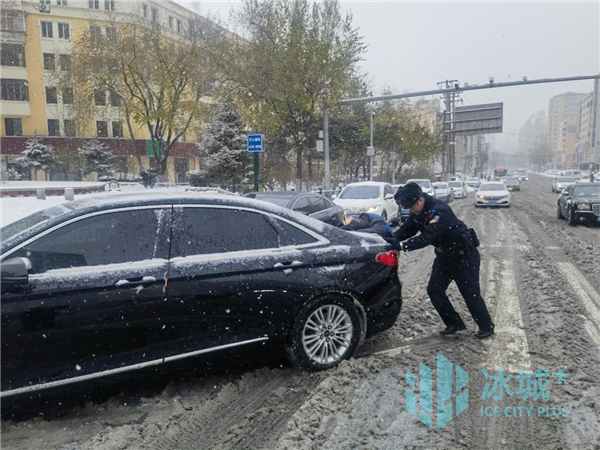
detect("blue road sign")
[247,134,264,152]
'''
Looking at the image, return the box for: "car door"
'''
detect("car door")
[1,206,171,394]
[291,196,313,215]
[559,185,573,215]
[383,184,398,217]
[162,205,317,361]
[307,196,338,225]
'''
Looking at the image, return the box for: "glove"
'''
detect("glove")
[383,235,401,250]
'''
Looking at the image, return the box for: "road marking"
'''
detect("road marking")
[483,260,531,372]
[556,262,600,347]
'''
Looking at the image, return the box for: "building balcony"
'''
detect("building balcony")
[0,100,30,116]
[0,66,27,80]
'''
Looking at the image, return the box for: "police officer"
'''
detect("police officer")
[386,182,495,339]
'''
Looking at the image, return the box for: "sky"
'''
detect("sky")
[178,1,600,153]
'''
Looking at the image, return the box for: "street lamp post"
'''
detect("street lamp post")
[368,105,375,181]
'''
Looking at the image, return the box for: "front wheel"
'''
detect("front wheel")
[557,204,564,220]
[285,295,365,371]
[568,207,577,226]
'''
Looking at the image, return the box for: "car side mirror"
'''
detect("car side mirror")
[1,257,32,295]
[331,194,337,199]
[384,193,394,200]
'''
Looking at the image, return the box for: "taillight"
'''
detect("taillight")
[376,250,398,267]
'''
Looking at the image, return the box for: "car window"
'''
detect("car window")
[172,207,282,257]
[275,219,319,246]
[384,185,394,196]
[292,196,312,214]
[338,186,380,199]
[10,209,168,274]
[448,182,462,187]
[309,197,329,213]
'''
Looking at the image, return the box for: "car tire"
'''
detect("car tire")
[557,204,564,220]
[285,295,365,371]
[381,211,388,222]
[568,207,577,226]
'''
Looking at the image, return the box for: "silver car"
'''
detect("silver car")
[433,182,453,203]
[552,176,576,193]
[448,180,468,199]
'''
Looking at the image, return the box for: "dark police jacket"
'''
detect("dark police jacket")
[394,194,470,255]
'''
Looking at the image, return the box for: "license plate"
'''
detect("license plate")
[488,201,497,205]
[402,209,410,215]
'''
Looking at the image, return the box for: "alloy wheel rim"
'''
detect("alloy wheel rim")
[302,305,353,364]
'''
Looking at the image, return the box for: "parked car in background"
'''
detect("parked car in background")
[432,182,453,203]
[552,176,577,193]
[557,182,600,226]
[0,193,402,398]
[244,191,344,226]
[476,182,511,208]
[466,177,481,189]
[502,176,521,191]
[391,184,404,195]
[515,170,529,181]
[405,179,434,196]
[333,182,399,223]
[448,180,468,199]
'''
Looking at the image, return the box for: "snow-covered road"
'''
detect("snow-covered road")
[2,174,599,450]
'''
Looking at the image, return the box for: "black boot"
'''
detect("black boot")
[475,328,495,339]
[439,324,466,335]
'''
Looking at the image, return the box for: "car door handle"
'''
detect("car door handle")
[115,276,157,288]
[274,261,303,269]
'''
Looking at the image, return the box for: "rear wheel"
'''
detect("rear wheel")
[285,295,364,371]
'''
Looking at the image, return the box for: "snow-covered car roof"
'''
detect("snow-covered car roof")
[1,192,342,254]
[342,181,389,187]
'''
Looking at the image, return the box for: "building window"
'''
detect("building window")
[104,0,114,11]
[107,89,121,106]
[90,24,102,41]
[58,23,70,40]
[151,8,158,22]
[64,119,76,137]
[89,0,99,9]
[1,79,29,101]
[46,86,58,104]
[41,21,53,38]
[62,87,74,104]
[169,16,174,29]
[48,119,60,136]
[60,54,71,71]
[94,89,106,105]
[57,0,68,5]
[177,19,182,32]
[105,26,116,39]
[1,43,25,67]
[112,121,123,137]
[43,53,55,70]
[5,118,22,136]
[142,4,147,18]
[96,121,108,137]
[1,10,25,32]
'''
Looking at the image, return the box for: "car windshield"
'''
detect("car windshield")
[467,178,478,182]
[558,177,576,182]
[254,196,291,207]
[409,180,431,189]
[338,186,380,199]
[572,186,600,197]
[433,183,449,189]
[1,204,74,243]
[448,182,462,187]
[480,184,507,191]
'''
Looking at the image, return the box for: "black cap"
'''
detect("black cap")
[395,182,423,209]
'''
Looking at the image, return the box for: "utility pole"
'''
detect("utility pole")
[438,80,459,180]
[323,101,330,191]
[368,105,375,181]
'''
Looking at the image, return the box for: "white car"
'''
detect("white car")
[333,181,399,223]
[552,176,576,193]
[406,179,434,196]
[476,182,510,208]
[448,180,468,199]
[466,177,481,189]
[432,182,453,203]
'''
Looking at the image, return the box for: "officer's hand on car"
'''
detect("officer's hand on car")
[383,235,401,250]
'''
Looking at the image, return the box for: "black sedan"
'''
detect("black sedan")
[557,182,600,226]
[244,191,345,226]
[1,193,401,399]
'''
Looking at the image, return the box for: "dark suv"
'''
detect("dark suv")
[1,193,401,399]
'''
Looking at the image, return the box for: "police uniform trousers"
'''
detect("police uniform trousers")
[426,248,494,331]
